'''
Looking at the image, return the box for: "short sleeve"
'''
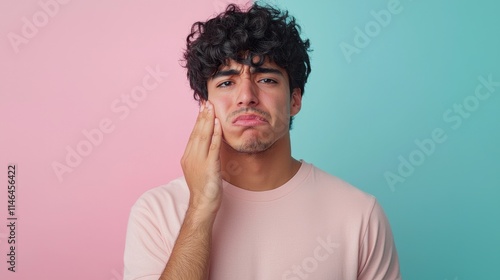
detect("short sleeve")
[358,200,401,280]
[123,180,189,280]
[123,198,170,280]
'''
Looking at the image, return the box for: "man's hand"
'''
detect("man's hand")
[160,102,222,279]
[181,101,223,222]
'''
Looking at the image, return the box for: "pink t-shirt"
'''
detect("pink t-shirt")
[124,161,401,280]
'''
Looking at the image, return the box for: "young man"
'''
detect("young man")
[124,3,401,280]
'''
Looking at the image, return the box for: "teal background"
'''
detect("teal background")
[261,0,500,279]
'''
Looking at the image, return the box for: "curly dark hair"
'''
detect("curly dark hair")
[183,3,311,107]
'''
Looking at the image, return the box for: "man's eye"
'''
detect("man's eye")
[217,81,233,88]
[259,78,277,84]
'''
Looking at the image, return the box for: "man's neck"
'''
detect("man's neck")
[220,135,301,191]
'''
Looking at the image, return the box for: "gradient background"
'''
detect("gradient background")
[0,0,498,279]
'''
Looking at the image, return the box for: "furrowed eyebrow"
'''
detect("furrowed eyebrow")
[251,67,284,76]
[211,67,284,79]
[212,69,240,79]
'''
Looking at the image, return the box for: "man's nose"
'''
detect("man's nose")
[236,78,259,107]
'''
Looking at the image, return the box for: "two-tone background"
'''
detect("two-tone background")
[1,0,499,279]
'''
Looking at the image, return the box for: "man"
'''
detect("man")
[124,3,401,280]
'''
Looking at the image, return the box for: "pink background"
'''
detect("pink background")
[0,0,248,279]
[3,1,500,279]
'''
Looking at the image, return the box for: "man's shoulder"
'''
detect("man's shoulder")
[132,176,190,212]
[307,163,376,206]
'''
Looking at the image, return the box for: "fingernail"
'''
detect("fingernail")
[199,103,204,112]
[207,101,212,111]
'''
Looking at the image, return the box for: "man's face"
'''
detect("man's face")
[206,59,302,153]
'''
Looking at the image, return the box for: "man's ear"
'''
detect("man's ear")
[290,88,302,116]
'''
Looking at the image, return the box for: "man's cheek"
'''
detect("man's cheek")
[219,121,229,142]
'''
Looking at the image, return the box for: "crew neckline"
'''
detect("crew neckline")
[221,160,312,202]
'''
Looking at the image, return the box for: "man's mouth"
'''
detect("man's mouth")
[232,114,268,126]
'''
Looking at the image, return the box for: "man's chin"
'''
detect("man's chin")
[223,137,274,154]
[235,143,272,154]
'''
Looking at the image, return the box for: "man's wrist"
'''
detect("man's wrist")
[185,203,218,228]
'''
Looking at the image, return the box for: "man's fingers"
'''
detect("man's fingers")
[194,101,216,155]
[184,101,214,157]
[181,102,222,206]
[208,117,222,161]
[183,103,203,158]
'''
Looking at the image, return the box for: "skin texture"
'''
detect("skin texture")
[160,59,302,279]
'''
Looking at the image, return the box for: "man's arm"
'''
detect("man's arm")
[160,101,223,280]
[358,200,401,280]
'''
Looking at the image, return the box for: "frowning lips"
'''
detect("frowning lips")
[232,114,269,126]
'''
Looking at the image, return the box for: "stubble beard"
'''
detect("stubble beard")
[234,138,274,154]
[223,131,276,154]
